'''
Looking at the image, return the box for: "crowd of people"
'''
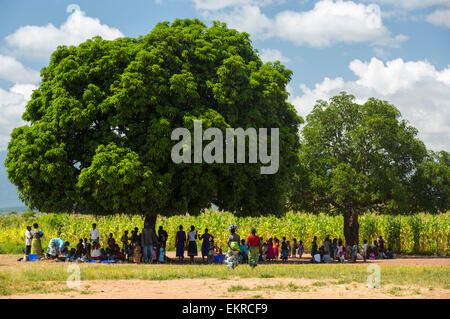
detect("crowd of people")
[21,222,395,266]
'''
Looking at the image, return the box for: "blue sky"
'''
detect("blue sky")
[0,0,449,206]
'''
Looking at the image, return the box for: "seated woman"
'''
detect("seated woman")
[46,238,69,261]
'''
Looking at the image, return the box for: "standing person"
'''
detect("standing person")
[298,240,304,259]
[158,226,168,263]
[336,239,345,263]
[200,228,213,263]
[186,226,198,264]
[175,225,186,261]
[262,239,268,262]
[323,235,331,256]
[362,239,368,262]
[30,223,43,258]
[208,237,215,264]
[25,226,32,257]
[266,238,275,261]
[331,238,338,259]
[90,223,100,245]
[311,236,318,261]
[292,238,298,258]
[281,237,289,261]
[378,236,386,258]
[225,224,240,269]
[141,220,158,264]
[273,238,280,260]
[246,228,261,268]
[121,231,129,251]
[158,226,168,250]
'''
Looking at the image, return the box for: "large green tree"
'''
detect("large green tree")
[290,92,428,246]
[5,19,302,225]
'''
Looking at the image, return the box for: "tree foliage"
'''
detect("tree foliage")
[5,19,302,217]
[290,92,429,245]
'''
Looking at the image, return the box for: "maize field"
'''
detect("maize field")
[0,210,448,255]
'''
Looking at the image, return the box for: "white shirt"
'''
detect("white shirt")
[25,230,32,246]
[90,228,100,240]
[187,231,197,241]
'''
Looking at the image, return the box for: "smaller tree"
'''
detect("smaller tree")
[410,150,449,214]
[290,92,427,246]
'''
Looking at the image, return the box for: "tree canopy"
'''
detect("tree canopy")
[5,19,302,220]
[290,92,430,245]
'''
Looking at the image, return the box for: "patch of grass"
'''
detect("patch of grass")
[0,262,448,296]
[227,285,250,292]
[248,295,263,299]
[387,286,405,296]
[80,290,95,295]
[335,279,351,285]
[312,281,327,287]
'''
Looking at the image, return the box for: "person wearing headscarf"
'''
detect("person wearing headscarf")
[225,224,240,269]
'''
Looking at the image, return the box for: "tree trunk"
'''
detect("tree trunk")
[343,210,359,246]
[144,214,157,232]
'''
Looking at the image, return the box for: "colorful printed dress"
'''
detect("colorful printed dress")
[266,241,275,259]
[225,233,240,269]
[247,235,261,268]
[30,228,43,257]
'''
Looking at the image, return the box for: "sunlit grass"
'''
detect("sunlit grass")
[1,263,449,296]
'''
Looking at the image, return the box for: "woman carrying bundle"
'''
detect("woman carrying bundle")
[225,224,240,269]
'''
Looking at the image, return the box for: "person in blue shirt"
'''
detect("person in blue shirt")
[239,239,248,264]
[46,237,69,260]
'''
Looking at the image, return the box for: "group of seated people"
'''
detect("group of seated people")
[46,227,168,264]
[311,235,396,263]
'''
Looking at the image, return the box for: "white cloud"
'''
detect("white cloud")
[259,48,290,63]
[290,57,450,151]
[191,0,279,11]
[203,5,273,38]
[426,9,450,28]
[0,55,40,84]
[4,4,123,60]
[365,0,450,10]
[0,84,36,150]
[204,1,406,48]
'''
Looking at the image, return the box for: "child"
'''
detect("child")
[107,233,115,247]
[351,242,358,263]
[208,238,215,264]
[336,241,345,263]
[76,239,84,258]
[25,226,32,257]
[298,240,304,258]
[262,240,268,262]
[158,246,165,263]
[133,241,142,264]
[362,239,368,262]
[239,239,248,264]
[345,244,352,261]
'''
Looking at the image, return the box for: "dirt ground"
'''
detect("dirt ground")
[1,254,449,299]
